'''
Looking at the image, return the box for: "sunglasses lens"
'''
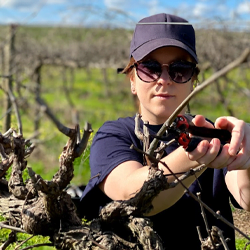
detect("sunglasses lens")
[136,60,196,83]
[169,61,195,83]
[136,61,161,82]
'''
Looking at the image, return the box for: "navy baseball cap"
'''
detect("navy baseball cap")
[130,13,198,63]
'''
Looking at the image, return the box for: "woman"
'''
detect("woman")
[80,13,250,249]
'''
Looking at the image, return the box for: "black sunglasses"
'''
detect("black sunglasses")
[132,60,197,84]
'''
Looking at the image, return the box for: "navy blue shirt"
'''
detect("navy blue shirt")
[81,116,241,250]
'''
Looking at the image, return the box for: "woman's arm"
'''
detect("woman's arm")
[99,115,250,215]
[214,117,250,211]
[99,134,225,215]
[225,169,250,211]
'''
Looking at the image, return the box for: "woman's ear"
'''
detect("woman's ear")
[130,76,137,94]
[131,84,137,94]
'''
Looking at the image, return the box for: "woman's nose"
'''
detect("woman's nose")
[157,67,172,85]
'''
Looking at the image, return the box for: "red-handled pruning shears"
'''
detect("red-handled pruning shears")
[167,115,232,152]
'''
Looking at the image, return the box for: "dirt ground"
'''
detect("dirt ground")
[233,208,250,238]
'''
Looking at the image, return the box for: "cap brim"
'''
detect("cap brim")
[131,37,198,63]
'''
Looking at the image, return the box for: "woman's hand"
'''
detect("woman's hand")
[214,116,250,171]
[185,115,250,210]
[185,115,248,170]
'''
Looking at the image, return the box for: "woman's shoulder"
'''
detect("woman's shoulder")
[90,116,139,147]
[98,116,136,134]
[104,116,135,126]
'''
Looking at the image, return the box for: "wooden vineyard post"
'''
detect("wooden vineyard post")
[2,24,17,132]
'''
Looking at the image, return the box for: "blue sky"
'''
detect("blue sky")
[0,0,249,28]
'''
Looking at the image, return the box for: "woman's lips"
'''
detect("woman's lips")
[154,94,175,99]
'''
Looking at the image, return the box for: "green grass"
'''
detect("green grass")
[0,215,54,250]
[236,238,250,250]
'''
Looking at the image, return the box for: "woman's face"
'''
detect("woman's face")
[130,46,195,125]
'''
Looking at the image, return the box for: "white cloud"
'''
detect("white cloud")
[191,2,241,21]
[237,1,250,14]
[3,0,35,9]
[3,0,67,11]
[104,0,131,9]
[146,0,162,16]
[103,0,159,15]
[192,3,212,17]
